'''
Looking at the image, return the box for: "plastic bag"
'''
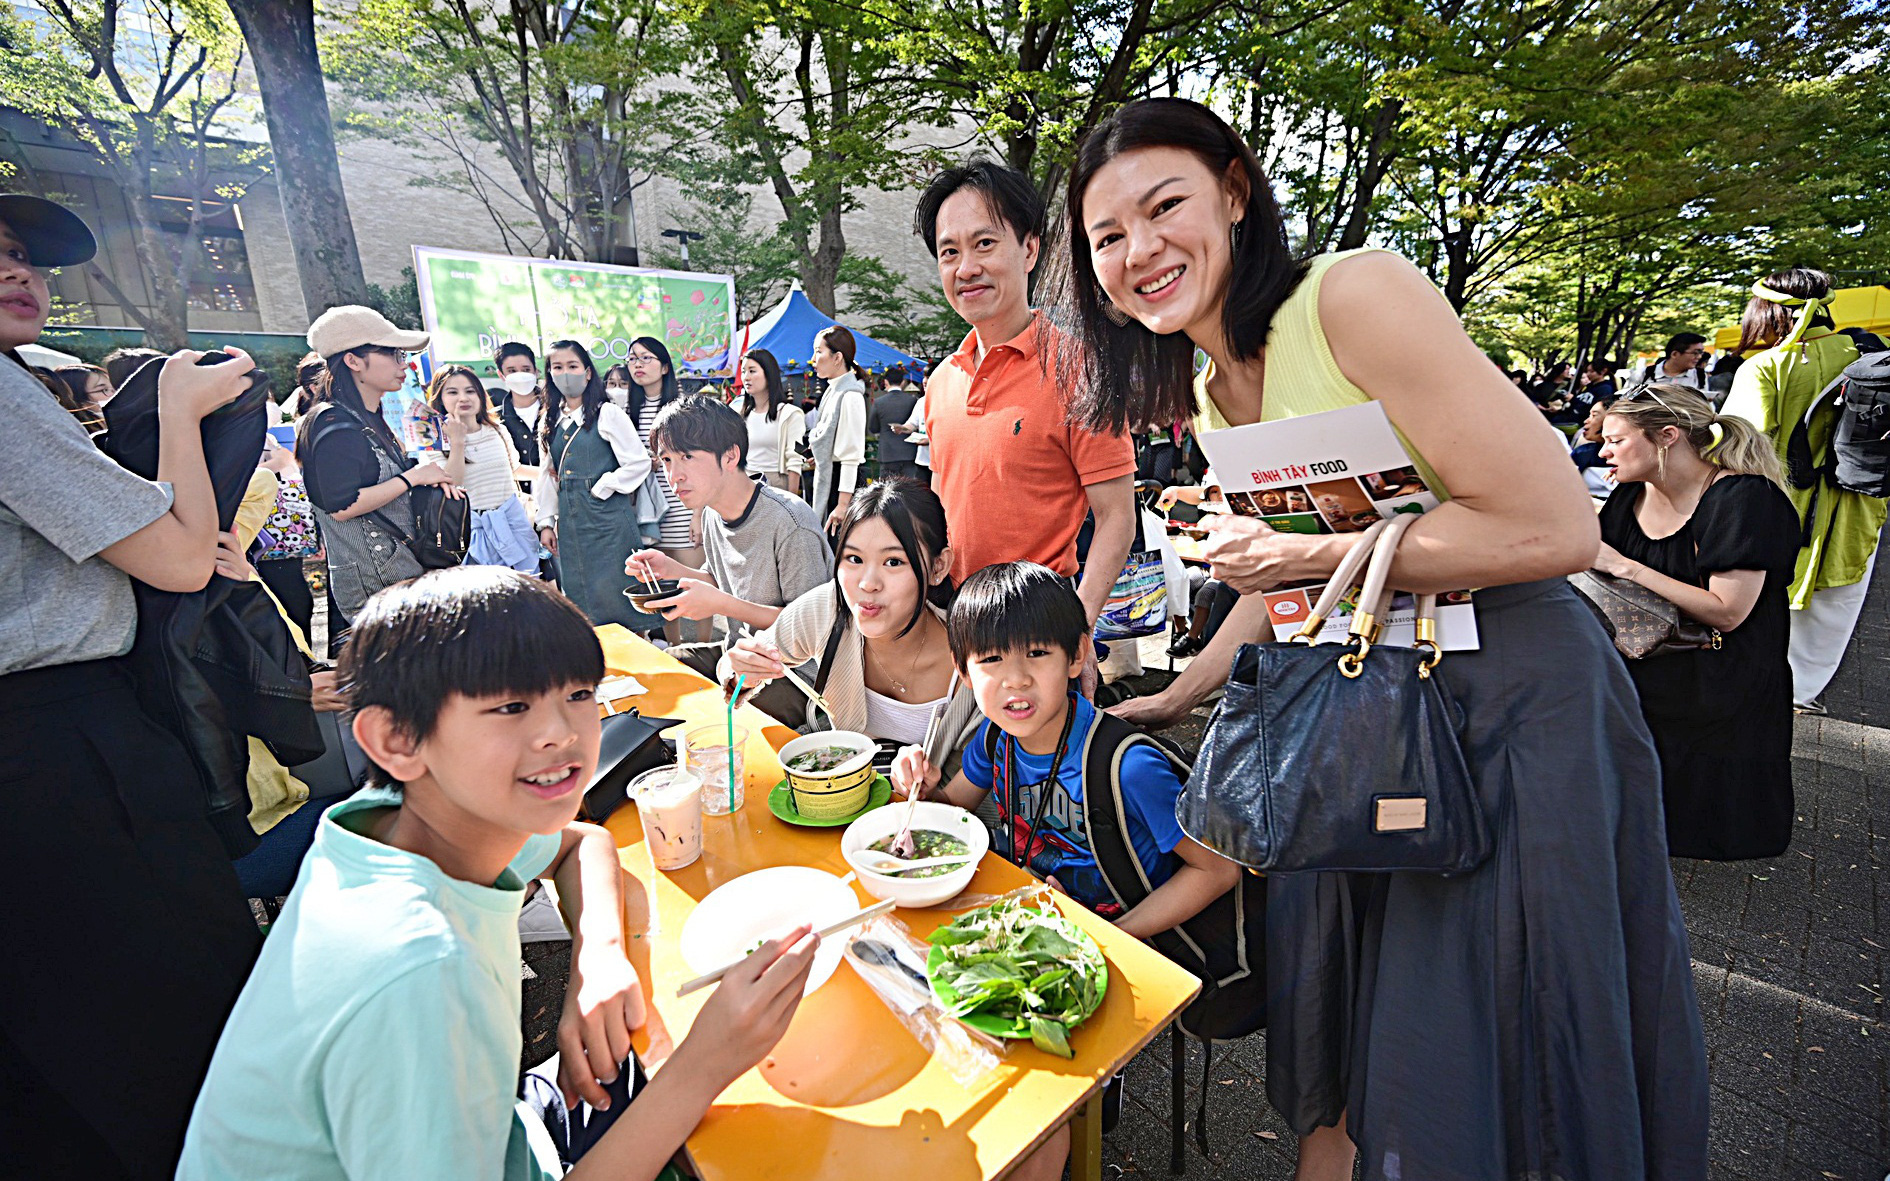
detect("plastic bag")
[844,914,1006,1087]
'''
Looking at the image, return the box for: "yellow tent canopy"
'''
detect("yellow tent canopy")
[1716,285,1890,352]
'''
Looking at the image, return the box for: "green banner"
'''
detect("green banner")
[413,247,736,376]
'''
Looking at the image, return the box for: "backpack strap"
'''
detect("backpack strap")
[305,402,421,548]
[1786,371,1849,490]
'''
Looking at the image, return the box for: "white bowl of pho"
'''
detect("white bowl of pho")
[841,801,989,909]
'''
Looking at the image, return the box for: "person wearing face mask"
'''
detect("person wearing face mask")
[534,338,656,630]
[807,325,870,533]
[297,306,460,636]
[493,340,543,472]
[0,193,265,1177]
[620,337,700,641]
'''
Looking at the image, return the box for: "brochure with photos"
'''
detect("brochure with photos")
[1195,401,1479,650]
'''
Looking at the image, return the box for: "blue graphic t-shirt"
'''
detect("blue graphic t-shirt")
[962,695,1186,917]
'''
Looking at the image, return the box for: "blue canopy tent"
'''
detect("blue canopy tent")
[743,286,924,375]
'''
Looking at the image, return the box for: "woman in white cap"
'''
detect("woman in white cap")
[0,193,264,1176]
[1721,266,1882,713]
[295,305,458,641]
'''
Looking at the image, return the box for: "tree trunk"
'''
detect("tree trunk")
[1334,99,1402,251]
[227,0,370,320]
[805,201,844,315]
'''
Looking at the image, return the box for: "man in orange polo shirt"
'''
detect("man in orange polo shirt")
[914,158,1138,627]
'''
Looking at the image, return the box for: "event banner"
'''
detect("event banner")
[412,246,736,376]
[1194,401,1478,649]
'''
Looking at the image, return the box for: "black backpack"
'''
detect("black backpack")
[305,402,471,569]
[981,710,1268,1152]
[1786,351,1890,501]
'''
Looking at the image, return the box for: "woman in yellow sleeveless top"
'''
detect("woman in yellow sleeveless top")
[1058,99,1707,1181]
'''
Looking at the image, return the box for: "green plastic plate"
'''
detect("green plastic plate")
[766,774,892,827]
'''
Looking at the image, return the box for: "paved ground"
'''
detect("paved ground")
[515,562,1890,1180]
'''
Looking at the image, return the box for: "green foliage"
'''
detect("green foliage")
[363,266,423,330]
[0,0,263,347]
[328,0,696,262]
[836,255,963,360]
[642,184,799,324]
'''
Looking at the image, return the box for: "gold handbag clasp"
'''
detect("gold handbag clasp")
[1337,633,1371,678]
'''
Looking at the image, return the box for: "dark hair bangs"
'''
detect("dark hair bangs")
[833,478,952,638]
[494,340,538,370]
[913,156,1045,257]
[1049,97,1303,436]
[947,561,1086,666]
[338,568,604,757]
[651,395,747,467]
[739,349,788,421]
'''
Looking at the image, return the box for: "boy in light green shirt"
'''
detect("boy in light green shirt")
[178,568,819,1180]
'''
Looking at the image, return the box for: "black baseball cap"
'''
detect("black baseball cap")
[0,194,97,267]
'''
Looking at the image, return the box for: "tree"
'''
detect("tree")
[836,254,963,360]
[226,0,371,319]
[873,0,1250,198]
[681,0,947,314]
[642,186,798,326]
[0,0,263,349]
[330,0,692,264]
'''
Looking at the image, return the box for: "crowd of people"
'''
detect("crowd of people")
[2,96,1882,1181]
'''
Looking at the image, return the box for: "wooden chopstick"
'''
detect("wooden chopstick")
[674,898,898,997]
[777,662,838,721]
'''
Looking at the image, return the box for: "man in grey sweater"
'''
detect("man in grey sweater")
[629,397,830,712]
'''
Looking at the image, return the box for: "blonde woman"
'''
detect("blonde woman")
[1595,385,1801,859]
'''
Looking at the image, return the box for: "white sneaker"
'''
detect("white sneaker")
[518,883,570,944]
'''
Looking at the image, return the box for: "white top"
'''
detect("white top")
[633,396,693,548]
[902,394,929,467]
[810,373,868,493]
[536,401,653,527]
[745,403,808,477]
[451,424,523,512]
[512,398,541,432]
[863,686,953,747]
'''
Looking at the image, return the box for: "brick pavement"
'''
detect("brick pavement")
[518,561,1890,1180]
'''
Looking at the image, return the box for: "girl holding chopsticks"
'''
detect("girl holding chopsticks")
[722,479,981,772]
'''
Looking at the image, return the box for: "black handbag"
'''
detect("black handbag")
[581,709,685,822]
[370,483,471,571]
[311,401,471,569]
[1176,515,1490,874]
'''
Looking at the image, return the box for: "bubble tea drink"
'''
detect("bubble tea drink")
[685,724,748,816]
[628,767,704,871]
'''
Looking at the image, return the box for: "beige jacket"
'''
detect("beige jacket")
[718,582,982,778]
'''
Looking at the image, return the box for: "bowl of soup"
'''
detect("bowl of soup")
[778,730,877,819]
[841,800,989,908]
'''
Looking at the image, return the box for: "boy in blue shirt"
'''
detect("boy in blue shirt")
[179,567,819,1180]
[892,561,1237,939]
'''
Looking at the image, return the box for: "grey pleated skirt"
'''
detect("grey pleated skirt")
[1264,577,1709,1179]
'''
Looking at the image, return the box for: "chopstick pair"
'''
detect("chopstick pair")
[890,670,960,856]
[729,623,837,723]
[674,898,898,997]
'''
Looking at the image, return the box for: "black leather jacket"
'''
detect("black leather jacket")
[102,354,322,857]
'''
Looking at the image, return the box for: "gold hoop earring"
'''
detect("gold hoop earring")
[1096,284,1130,327]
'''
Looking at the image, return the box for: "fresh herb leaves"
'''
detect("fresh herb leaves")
[926,897,1106,1058]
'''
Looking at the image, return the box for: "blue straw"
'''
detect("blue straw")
[726,674,745,812]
